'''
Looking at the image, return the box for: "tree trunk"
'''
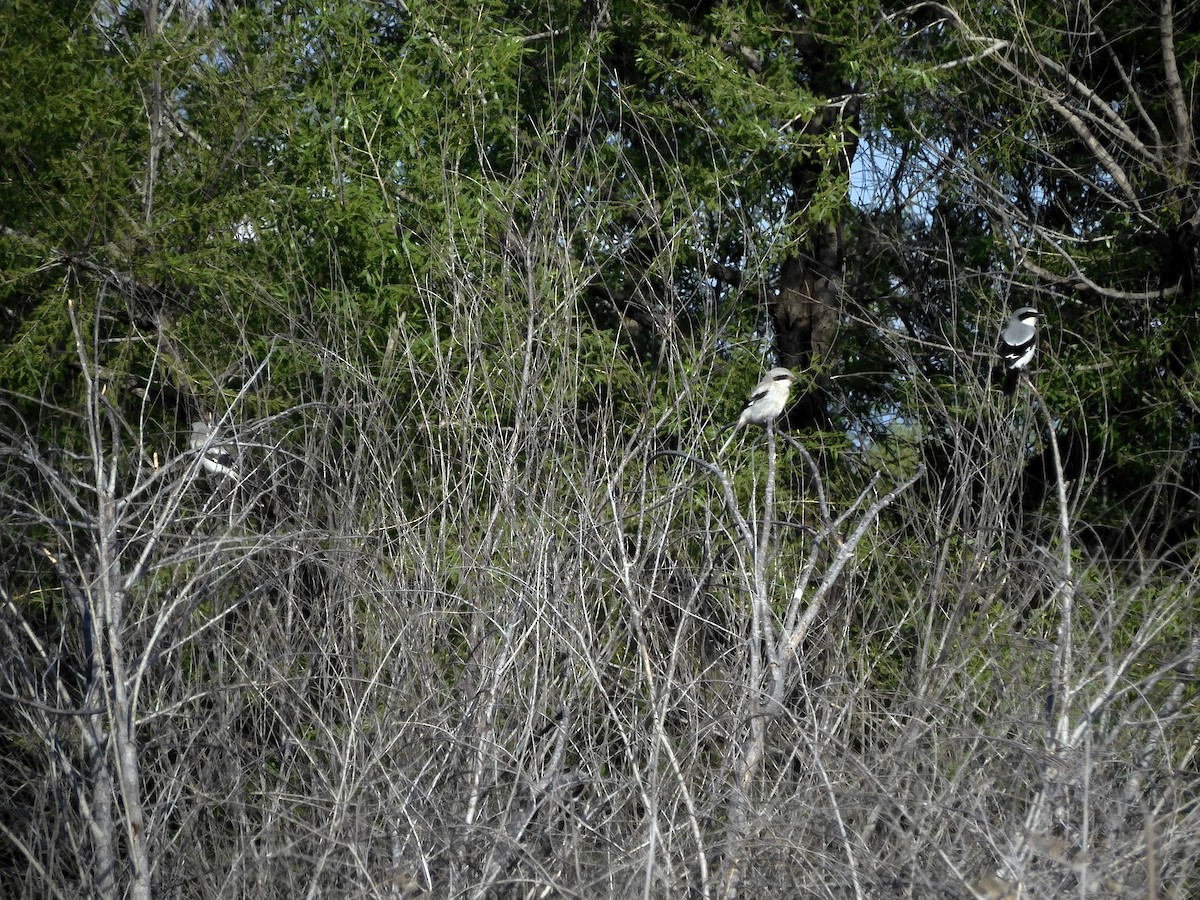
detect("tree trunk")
[771,64,859,432]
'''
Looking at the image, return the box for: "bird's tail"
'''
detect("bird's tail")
[716,425,739,458]
[1002,368,1019,396]
[991,363,1020,395]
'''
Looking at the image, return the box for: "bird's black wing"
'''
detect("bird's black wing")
[999,333,1035,363]
[744,386,770,409]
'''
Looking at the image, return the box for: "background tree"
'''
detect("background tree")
[862,0,1200,551]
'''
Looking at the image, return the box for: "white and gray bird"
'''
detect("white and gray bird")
[189,418,238,480]
[998,307,1040,395]
[719,367,799,455]
[737,367,799,426]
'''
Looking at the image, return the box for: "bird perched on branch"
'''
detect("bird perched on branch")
[189,417,238,480]
[719,366,799,455]
[737,367,799,426]
[998,307,1040,395]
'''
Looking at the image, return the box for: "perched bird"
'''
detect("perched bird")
[998,307,1040,395]
[719,367,799,455]
[737,367,799,426]
[189,418,238,480]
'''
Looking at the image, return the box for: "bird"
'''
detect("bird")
[737,367,799,426]
[189,418,238,480]
[998,307,1040,395]
[718,367,799,455]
